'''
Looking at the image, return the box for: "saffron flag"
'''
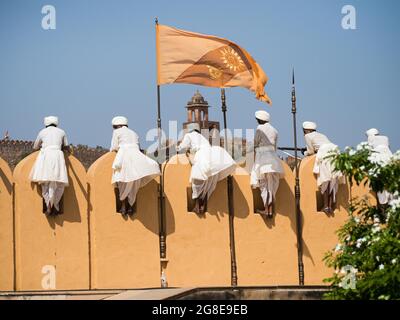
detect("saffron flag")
[156,24,272,104]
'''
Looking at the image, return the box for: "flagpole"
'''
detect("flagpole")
[291,69,305,286]
[221,88,238,287]
[155,18,166,261]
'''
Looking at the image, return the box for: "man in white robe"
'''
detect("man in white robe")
[250,111,284,217]
[365,128,393,205]
[177,123,236,214]
[303,121,344,214]
[110,116,161,215]
[30,116,69,215]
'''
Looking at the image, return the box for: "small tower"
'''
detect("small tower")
[183,90,220,132]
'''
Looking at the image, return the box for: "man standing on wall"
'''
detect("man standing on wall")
[30,116,70,215]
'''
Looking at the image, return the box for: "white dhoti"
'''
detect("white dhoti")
[190,145,236,200]
[41,182,65,211]
[112,144,161,205]
[313,143,344,202]
[251,146,284,206]
[30,146,69,210]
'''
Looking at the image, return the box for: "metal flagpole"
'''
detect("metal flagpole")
[291,69,305,285]
[221,88,238,287]
[155,18,166,260]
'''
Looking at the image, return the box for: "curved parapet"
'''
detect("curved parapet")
[299,155,349,285]
[13,152,89,290]
[233,162,299,285]
[0,157,14,291]
[163,154,231,287]
[87,152,160,289]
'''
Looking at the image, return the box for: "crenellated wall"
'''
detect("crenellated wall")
[233,163,299,286]
[0,153,373,292]
[13,152,89,291]
[163,154,232,287]
[87,152,160,289]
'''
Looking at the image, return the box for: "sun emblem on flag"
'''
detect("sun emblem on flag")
[220,47,245,72]
[207,65,223,80]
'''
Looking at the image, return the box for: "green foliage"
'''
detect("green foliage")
[323,144,400,300]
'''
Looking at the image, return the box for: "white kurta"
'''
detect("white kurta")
[305,131,344,201]
[177,131,236,200]
[30,127,69,185]
[30,126,69,210]
[111,127,160,205]
[250,123,284,206]
[368,135,393,204]
[368,135,393,165]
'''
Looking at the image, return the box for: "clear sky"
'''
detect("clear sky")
[0,0,399,151]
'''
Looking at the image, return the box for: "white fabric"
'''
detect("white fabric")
[177,131,236,200]
[117,180,141,206]
[44,116,59,127]
[305,132,345,201]
[112,116,128,126]
[192,175,219,200]
[368,135,392,165]
[255,110,270,122]
[368,135,393,205]
[30,127,69,185]
[41,182,65,211]
[258,173,281,206]
[250,123,284,187]
[111,126,160,185]
[304,131,331,156]
[303,121,317,130]
[366,128,379,137]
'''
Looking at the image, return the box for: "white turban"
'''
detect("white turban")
[44,116,59,127]
[186,122,200,133]
[303,121,317,130]
[255,110,270,122]
[365,128,379,137]
[112,116,128,126]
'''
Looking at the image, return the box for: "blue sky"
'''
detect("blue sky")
[0,0,399,151]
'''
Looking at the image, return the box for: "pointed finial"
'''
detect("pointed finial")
[292,68,295,86]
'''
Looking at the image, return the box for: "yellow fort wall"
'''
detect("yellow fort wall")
[13,152,89,291]
[0,157,14,291]
[87,152,160,289]
[233,163,299,286]
[299,155,371,285]
[163,154,231,287]
[0,153,375,291]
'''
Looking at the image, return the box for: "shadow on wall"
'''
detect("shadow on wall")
[232,163,299,286]
[163,154,231,287]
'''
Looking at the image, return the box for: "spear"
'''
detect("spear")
[292,69,305,285]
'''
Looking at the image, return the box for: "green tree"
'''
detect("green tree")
[323,144,400,300]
